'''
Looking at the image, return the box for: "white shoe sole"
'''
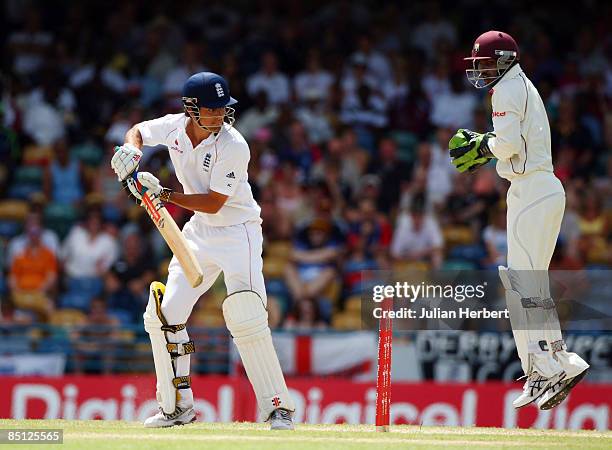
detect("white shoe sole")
[513,373,564,410]
[144,410,197,428]
[538,368,588,411]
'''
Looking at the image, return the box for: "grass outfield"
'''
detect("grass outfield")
[0,420,610,450]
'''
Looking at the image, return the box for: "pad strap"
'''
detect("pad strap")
[161,323,186,333]
[550,339,567,353]
[520,297,555,310]
[172,376,192,389]
[167,341,196,357]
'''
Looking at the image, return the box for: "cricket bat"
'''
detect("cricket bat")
[140,191,204,288]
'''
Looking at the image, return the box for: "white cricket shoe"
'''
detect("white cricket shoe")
[144,406,196,428]
[537,362,589,410]
[269,408,294,430]
[513,371,566,409]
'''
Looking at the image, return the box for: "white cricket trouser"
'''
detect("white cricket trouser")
[160,218,267,407]
[506,171,565,271]
[162,218,267,323]
[506,170,566,376]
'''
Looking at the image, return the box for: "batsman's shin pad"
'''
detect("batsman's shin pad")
[223,291,295,419]
[143,281,194,415]
[498,266,564,377]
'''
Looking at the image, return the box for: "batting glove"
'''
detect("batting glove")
[135,172,173,202]
[112,144,142,181]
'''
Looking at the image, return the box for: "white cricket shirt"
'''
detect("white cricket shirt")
[488,64,554,181]
[137,114,261,226]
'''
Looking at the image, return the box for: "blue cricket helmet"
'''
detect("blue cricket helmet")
[182,72,237,109]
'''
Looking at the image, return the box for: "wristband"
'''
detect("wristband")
[160,188,173,202]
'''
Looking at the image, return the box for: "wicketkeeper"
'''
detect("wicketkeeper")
[449,31,589,410]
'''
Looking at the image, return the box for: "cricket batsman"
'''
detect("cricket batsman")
[449,31,589,410]
[110,72,295,429]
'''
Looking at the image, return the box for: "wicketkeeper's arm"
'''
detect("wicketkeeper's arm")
[487,86,524,160]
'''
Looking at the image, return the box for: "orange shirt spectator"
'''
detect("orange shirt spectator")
[10,244,57,292]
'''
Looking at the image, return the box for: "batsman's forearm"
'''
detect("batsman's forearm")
[168,192,224,214]
[124,126,144,149]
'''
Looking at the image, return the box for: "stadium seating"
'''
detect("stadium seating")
[43,203,78,239]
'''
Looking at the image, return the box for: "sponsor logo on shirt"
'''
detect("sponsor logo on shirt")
[169,139,183,153]
[492,111,506,117]
[226,171,235,179]
[203,153,212,171]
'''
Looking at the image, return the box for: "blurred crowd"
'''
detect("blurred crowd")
[1,0,611,335]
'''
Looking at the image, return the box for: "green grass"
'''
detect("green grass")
[0,420,610,450]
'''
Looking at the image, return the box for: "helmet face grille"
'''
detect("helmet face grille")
[465,52,517,89]
[182,97,201,121]
[182,97,235,132]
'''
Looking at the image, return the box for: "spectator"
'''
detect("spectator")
[162,40,208,109]
[389,72,432,137]
[61,206,119,280]
[443,175,488,229]
[351,34,393,83]
[7,210,60,266]
[112,232,157,300]
[559,185,582,259]
[340,75,388,149]
[340,53,377,99]
[295,91,334,145]
[550,240,585,270]
[577,193,609,264]
[343,232,380,295]
[366,137,412,214]
[430,72,477,129]
[482,206,508,269]
[410,2,457,61]
[260,187,292,241]
[340,128,370,182]
[8,213,58,318]
[422,58,451,101]
[345,198,392,258]
[294,49,334,104]
[141,17,180,97]
[26,67,76,128]
[71,61,124,132]
[283,297,327,331]
[43,138,86,205]
[21,80,67,146]
[8,8,54,76]
[73,297,120,374]
[284,218,344,315]
[235,90,278,140]
[279,121,320,178]
[391,194,443,269]
[246,52,290,105]
[272,161,308,225]
[415,127,456,207]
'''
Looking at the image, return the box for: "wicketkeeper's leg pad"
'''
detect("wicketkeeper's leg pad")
[222,290,295,420]
[143,281,195,416]
[499,266,565,378]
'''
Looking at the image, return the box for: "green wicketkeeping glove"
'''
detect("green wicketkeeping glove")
[449,129,495,173]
